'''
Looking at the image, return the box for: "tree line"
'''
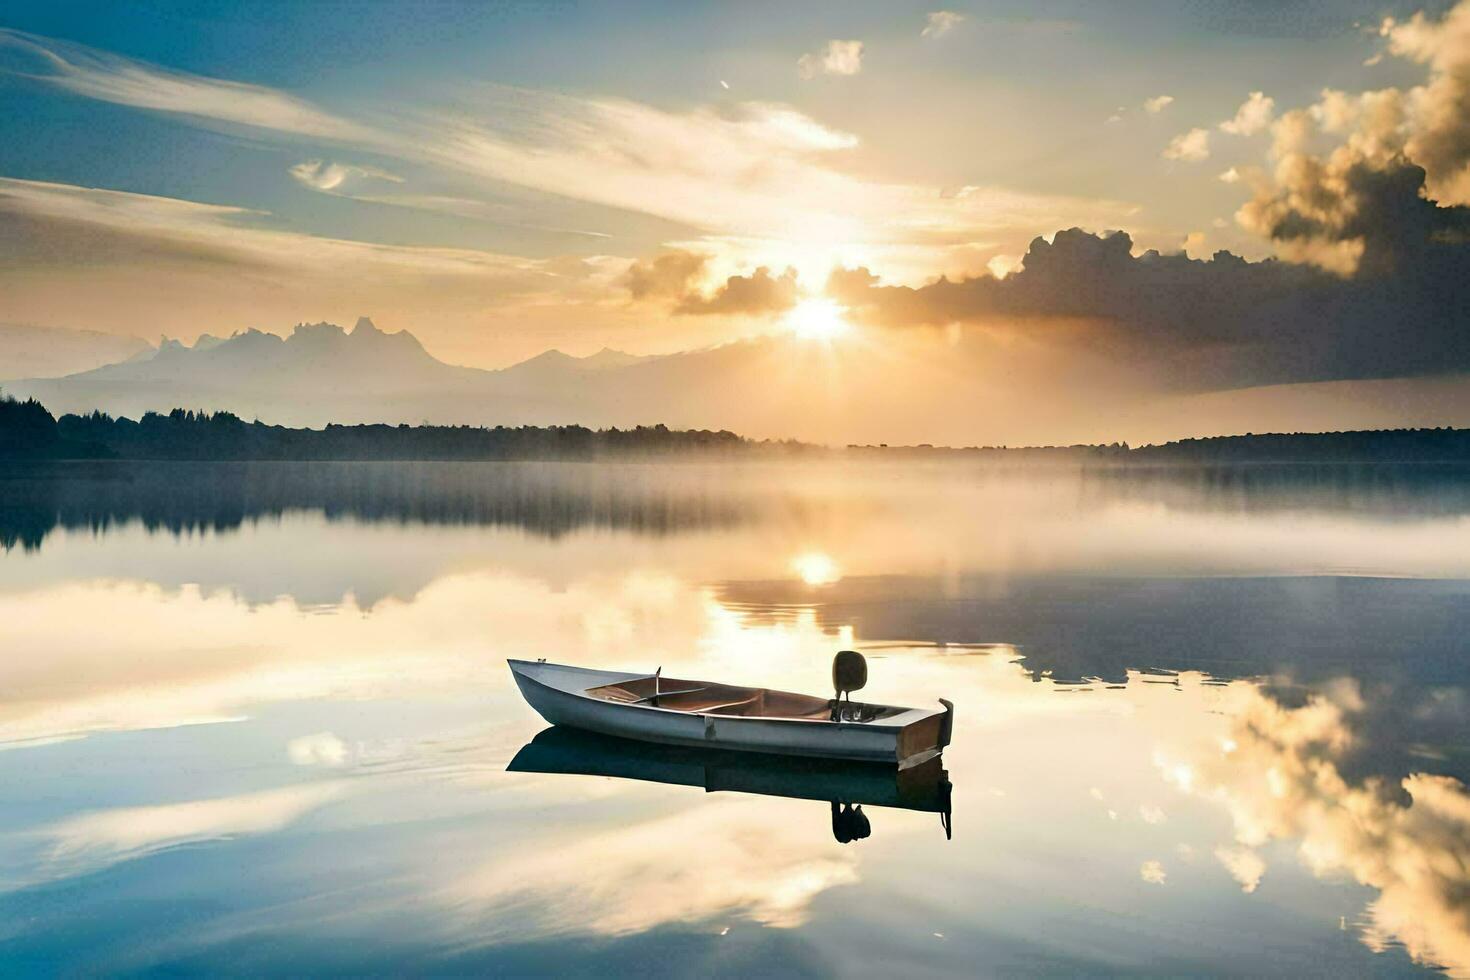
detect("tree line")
[0,397,766,460]
[4,394,1470,463]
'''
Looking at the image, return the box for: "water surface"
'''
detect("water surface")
[2,460,1468,976]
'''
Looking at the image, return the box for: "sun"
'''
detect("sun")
[791,551,841,586]
[784,297,852,341]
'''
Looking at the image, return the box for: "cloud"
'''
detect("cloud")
[0,177,635,360]
[1379,2,1470,204]
[1214,844,1265,892]
[922,11,966,38]
[1163,127,1211,161]
[826,220,1470,389]
[406,88,1141,281]
[1143,94,1174,114]
[0,29,375,143]
[1,31,1140,290]
[1219,91,1276,136]
[0,177,550,281]
[675,266,799,316]
[622,250,708,302]
[798,40,864,79]
[410,93,870,242]
[623,250,799,316]
[1139,859,1167,884]
[1228,1,1470,274]
[289,160,403,193]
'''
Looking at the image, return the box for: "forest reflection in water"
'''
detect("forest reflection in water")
[0,459,1467,976]
[7,458,1470,554]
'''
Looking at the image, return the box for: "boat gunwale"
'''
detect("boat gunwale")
[508,659,943,731]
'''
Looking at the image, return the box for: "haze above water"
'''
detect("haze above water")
[2,460,1468,977]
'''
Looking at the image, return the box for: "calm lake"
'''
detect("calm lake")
[2,460,1468,977]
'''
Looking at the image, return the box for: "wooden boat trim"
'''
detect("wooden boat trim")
[511,660,937,728]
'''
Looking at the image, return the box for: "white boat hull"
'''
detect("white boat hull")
[508,660,952,766]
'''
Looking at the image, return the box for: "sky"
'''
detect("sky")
[1,0,1469,424]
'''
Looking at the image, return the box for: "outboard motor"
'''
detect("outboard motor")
[830,801,873,844]
[832,650,867,721]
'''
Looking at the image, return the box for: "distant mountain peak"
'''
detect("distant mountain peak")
[353,316,382,335]
[582,347,645,370]
[499,346,652,378]
[291,321,347,341]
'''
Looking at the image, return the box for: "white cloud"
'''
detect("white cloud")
[1379,0,1470,204]
[1214,844,1266,893]
[1163,127,1211,161]
[1218,166,1241,183]
[0,177,545,279]
[1230,0,1470,273]
[0,29,1142,301]
[0,29,375,143]
[923,11,966,38]
[289,160,404,193]
[798,39,864,79]
[407,89,1137,262]
[1219,91,1276,135]
[0,177,613,359]
[1143,94,1174,114]
[1140,859,1167,884]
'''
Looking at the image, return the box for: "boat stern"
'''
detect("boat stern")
[895,701,955,766]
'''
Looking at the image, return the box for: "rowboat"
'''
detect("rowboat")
[507,653,954,767]
[510,725,954,840]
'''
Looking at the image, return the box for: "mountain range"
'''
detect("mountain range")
[3,317,812,432]
[7,317,1470,446]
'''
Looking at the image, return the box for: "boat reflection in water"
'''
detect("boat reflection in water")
[509,726,954,843]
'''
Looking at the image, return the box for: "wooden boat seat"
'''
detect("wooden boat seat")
[587,678,836,720]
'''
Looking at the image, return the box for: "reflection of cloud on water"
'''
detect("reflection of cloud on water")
[288,732,350,767]
[444,798,858,937]
[31,782,346,885]
[1156,682,1470,974]
[0,571,709,749]
[1139,860,1167,885]
[5,559,1467,969]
